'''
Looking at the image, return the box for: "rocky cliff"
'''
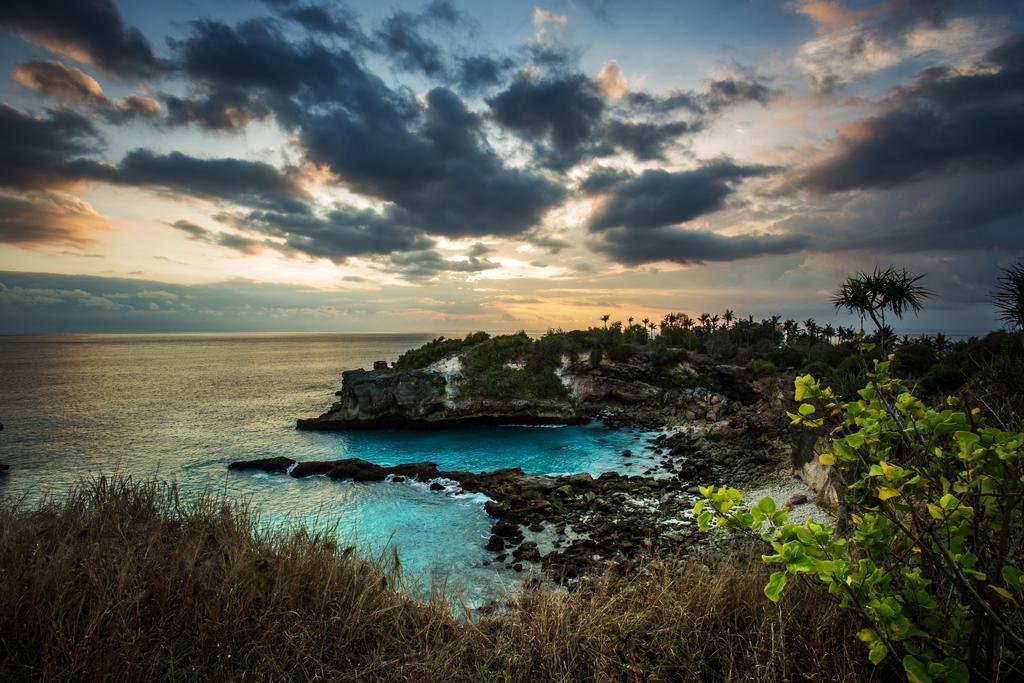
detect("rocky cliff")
[297,350,760,430]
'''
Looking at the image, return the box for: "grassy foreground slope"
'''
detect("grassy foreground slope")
[0,478,868,682]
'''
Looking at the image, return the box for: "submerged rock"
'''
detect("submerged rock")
[227,456,296,473]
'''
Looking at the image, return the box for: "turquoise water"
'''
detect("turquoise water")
[0,333,655,603]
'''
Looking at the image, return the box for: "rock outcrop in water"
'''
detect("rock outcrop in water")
[297,351,759,431]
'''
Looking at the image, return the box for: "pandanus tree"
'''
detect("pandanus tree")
[832,266,931,355]
[991,259,1024,330]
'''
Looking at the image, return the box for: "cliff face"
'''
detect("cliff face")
[297,361,582,429]
[297,351,762,431]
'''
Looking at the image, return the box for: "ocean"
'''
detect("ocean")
[0,333,655,603]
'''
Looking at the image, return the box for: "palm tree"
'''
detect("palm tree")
[722,309,734,329]
[648,321,657,339]
[627,316,634,330]
[822,323,836,345]
[698,313,711,334]
[600,313,610,330]
[933,332,949,356]
[681,314,694,331]
[832,266,931,354]
[710,314,720,331]
[803,318,818,351]
[991,260,1024,329]
[783,319,798,345]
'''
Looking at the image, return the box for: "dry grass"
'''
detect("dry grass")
[0,478,873,682]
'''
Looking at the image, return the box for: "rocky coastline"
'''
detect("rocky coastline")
[234,349,830,583]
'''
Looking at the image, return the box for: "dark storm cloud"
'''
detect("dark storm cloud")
[584,160,791,265]
[798,33,1024,193]
[488,74,606,169]
[455,55,516,93]
[167,17,402,131]
[488,69,774,169]
[602,119,696,161]
[383,249,498,281]
[0,0,163,79]
[230,205,434,262]
[0,103,101,190]
[779,165,1024,255]
[11,60,162,123]
[75,150,310,214]
[169,219,267,256]
[298,87,565,237]
[626,74,776,115]
[591,226,809,266]
[372,2,461,78]
[586,161,775,232]
[271,1,368,42]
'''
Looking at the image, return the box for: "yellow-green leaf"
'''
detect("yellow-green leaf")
[819,452,835,466]
[877,486,901,501]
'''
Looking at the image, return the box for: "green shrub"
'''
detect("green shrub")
[477,366,568,401]
[919,364,963,394]
[696,355,1024,681]
[746,359,777,377]
[394,332,491,370]
[606,344,635,362]
[589,348,603,367]
[769,346,805,369]
[651,347,689,368]
[892,342,937,377]
[800,360,833,378]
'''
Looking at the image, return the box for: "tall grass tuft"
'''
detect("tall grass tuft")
[0,477,869,681]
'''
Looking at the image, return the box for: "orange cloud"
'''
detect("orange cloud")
[0,191,107,248]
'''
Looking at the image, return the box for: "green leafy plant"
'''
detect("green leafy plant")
[695,354,1024,681]
[746,358,777,377]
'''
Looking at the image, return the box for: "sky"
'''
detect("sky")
[0,0,1022,334]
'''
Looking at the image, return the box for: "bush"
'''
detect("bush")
[606,343,634,362]
[800,360,833,378]
[394,332,490,370]
[892,342,937,377]
[746,359,777,377]
[651,347,689,368]
[697,357,1024,681]
[769,346,805,369]
[919,364,964,394]
[589,347,603,367]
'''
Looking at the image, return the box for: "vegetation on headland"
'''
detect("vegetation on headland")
[0,477,867,681]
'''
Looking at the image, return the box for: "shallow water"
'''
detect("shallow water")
[0,333,656,603]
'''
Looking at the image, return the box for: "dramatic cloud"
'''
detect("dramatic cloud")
[230,205,433,262]
[591,226,809,266]
[797,33,1024,193]
[0,0,162,78]
[384,249,498,281]
[488,73,607,168]
[586,161,775,231]
[169,220,267,256]
[584,160,793,265]
[11,59,161,123]
[372,1,461,78]
[76,150,311,214]
[0,192,104,247]
[489,68,773,169]
[0,103,101,190]
[299,87,565,237]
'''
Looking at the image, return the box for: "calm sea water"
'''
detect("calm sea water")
[0,333,655,603]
